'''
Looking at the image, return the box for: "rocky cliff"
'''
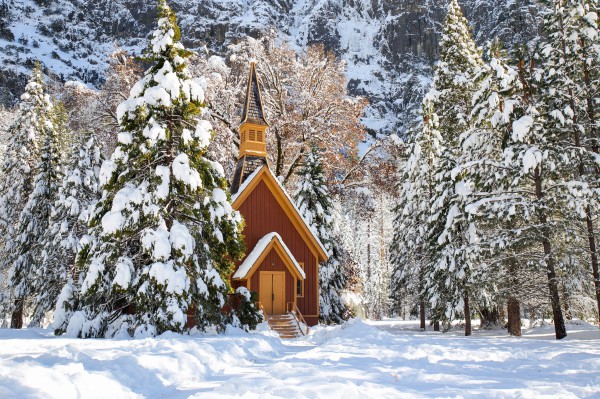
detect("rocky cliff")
[0,0,542,135]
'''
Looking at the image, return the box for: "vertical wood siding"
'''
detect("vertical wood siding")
[235,179,318,324]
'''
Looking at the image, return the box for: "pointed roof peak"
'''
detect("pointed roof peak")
[240,62,268,126]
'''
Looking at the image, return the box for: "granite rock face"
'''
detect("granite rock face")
[0,0,542,135]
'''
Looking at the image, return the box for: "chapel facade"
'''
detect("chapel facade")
[229,63,328,327]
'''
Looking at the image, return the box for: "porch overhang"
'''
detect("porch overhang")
[232,232,305,281]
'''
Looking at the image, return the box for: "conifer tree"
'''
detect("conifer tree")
[8,71,63,328]
[466,41,544,336]
[465,37,578,339]
[390,92,442,330]
[0,64,47,327]
[540,0,600,323]
[33,132,103,326]
[58,0,246,338]
[294,147,348,324]
[424,0,483,336]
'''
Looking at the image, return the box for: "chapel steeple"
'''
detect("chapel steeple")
[231,62,269,194]
[239,62,269,158]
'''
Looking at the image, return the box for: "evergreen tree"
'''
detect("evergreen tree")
[8,71,63,328]
[57,0,246,338]
[294,147,348,324]
[540,0,600,323]
[424,0,483,336]
[0,64,46,327]
[34,132,103,327]
[0,1,13,41]
[390,92,442,330]
[466,37,579,339]
[465,41,549,336]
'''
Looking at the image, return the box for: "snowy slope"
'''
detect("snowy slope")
[1,319,599,398]
[0,0,542,135]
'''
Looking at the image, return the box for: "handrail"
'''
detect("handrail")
[257,301,269,323]
[286,302,309,336]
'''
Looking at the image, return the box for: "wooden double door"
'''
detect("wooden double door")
[260,271,285,315]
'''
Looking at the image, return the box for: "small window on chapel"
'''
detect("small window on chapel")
[249,130,256,141]
[296,262,304,297]
[241,131,246,142]
[257,130,263,142]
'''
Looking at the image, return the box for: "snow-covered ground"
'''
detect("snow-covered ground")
[1,318,599,398]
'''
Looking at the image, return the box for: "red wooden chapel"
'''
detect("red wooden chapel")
[229,63,328,327]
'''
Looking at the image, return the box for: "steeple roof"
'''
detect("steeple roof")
[240,62,268,126]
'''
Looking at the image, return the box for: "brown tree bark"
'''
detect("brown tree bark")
[433,320,440,331]
[507,297,522,336]
[575,29,600,328]
[10,300,23,329]
[534,167,567,340]
[464,293,472,336]
[586,205,600,325]
[479,307,499,329]
[419,298,426,331]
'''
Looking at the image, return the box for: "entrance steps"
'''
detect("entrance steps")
[267,314,303,339]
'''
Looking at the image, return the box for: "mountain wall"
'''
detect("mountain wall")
[0,0,542,135]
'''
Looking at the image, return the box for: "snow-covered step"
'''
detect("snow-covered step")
[267,314,302,339]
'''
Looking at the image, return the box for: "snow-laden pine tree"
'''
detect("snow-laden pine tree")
[465,36,581,339]
[58,0,247,338]
[423,0,483,336]
[465,41,548,336]
[7,70,63,329]
[33,132,103,327]
[0,64,47,327]
[294,147,348,324]
[390,93,442,330]
[539,0,600,322]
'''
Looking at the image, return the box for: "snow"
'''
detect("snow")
[195,119,212,148]
[170,221,194,257]
[143,86,172,107]
[233,232,305,279]
[147,261,189,295]
[522,148,542,174]
[0,319,599,398]
[151,20,175,54]
[511,115,534,142]
[154,165,170,200]
[99,159,117,187]
[112,257,133,289]
[172,153,202,191]
[101,184,144,235]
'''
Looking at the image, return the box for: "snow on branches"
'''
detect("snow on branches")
[57,0,247,338]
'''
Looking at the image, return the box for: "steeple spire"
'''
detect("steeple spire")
[241,62,268,126]
[231,62,269,194]
[238,62,268,159]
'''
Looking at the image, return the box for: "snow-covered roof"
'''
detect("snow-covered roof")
[230,165,329,260]
[233,232,305,280]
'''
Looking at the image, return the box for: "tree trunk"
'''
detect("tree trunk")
[585,204,600,327]
[507,297,522,336]
[10,300,23,329]
[534,167,567,340]
[479,306,499,329]
[419,298,426,331]
[433,320,440,331]
[464,293,472,336]
[543,232,567,339]
[275,129,283,177]
[579,37,600,327]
